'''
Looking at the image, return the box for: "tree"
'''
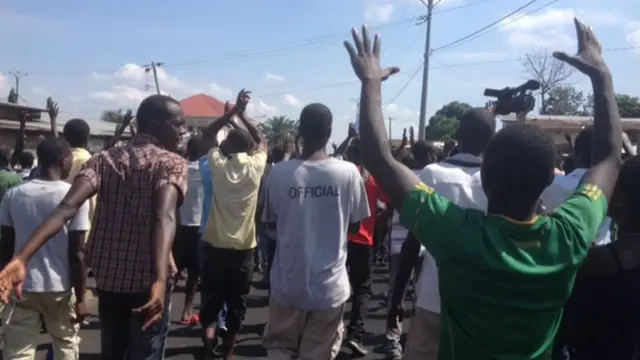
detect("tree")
[521,48,574,114]
[424,101,472,141]
[7,88,17,104]
[100,109,126,123]
[544,85,590,116]
[615,94,640,118]
[260,115,298,143]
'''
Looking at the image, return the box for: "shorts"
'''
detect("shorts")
[172,225,201,277]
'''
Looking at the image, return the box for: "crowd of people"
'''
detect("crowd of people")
[0,17,638,360]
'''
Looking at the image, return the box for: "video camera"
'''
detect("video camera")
[484,80,540,115]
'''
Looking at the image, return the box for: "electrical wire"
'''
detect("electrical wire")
[432,0,541,52]
[384,60,425,108]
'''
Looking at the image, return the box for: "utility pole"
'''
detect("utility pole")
[8,71,27,101]
[417,0,434,141]
[388,117,395,139]
[143,62,164,94]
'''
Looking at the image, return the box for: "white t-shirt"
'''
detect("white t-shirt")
[416,153,487,314]
[262,158,370,310]
[540,168,611,245]
[0,180,91,292]
[179,160,204,227]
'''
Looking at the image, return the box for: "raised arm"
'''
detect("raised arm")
[199,105,236,156]
[10,111,27,167]
[105,110,133,149]
[47,97,60,138]
[554,18,621,200]
[343,25,417,210]
[235,90,267,153]
[335,123,358,156]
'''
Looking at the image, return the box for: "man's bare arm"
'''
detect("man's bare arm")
[151,185,181,283]
[15,178,96,263]
[345,26,418,209]
[10,112,27,167]
[47,97,60,138]
[200,111,235,156]
[554,19,621,199]
[68,231,87,302]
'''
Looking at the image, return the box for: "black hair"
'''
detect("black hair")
[37,137,71,170]
[573,126,593,168]
[457,108,495,155]
[186,135,202,161]
[18,152,35,169]
[270,144,286,163]
[63,118,91,148]
[298,103,332,150]
[136,94,181,133]
[400,152,415,169]
[412,140,437,166]
[346,138,360,164]
[482,124,556,202]
[224,128,254,154]
[611,155,640,225]
[0,145,11,168]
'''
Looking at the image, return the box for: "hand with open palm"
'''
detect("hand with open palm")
[343,25,400,83]
[553,18,609,77]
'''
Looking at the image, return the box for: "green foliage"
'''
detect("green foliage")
[542,85,591,116]
[100,109,126,123]
[615,94,640,118]
[424,101,472,141]
[260,115,299,143]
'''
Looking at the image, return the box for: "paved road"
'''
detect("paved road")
[2,265,414,359]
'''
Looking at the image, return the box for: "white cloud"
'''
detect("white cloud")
[209,83,232,98]
[87,72,110,81]
[365,4,395,24]
[247,99,278,118]
[385,103,417,117]
[264,72,286,82]
[627,22,640,56]
[89,85,149,106]
[500,8,622,49]
[283,94,304,109]
[0,73,5,91]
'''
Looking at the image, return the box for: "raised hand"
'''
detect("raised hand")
[46,97,59,120]
[343,25,400,82]
[122,109,134,127]
[553,18,608,77]
[402,128,407,141]
[235,89,252,114]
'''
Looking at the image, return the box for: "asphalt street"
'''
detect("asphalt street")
[1,265,414,359]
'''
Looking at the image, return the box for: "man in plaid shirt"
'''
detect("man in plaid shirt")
[0,94,188,360]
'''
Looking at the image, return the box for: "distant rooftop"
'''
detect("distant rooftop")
[0,117,131,137]
[501,114,640,131]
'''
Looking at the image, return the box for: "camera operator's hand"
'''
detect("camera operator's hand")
[553,18,608,77]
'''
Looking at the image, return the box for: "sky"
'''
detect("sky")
[0,0,638,143]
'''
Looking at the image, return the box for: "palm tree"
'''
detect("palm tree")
[7,88,17,104]
[100,109,125,123]
[260,115,298,143]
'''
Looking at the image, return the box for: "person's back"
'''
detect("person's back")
[0,146,23,201]
[264,157,369,309]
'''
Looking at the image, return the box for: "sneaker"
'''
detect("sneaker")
[346,338,368,357]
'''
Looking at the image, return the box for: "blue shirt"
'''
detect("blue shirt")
[199,156,213,234]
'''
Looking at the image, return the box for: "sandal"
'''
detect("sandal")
[180,313,200,325]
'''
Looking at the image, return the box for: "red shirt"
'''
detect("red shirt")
[348,168,388,246]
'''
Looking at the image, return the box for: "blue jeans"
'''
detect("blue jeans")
[97,284,173,360]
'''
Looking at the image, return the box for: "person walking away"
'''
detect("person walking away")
[176,136,204,325]
[386,110,494,360]
[0,94,188,360]
[345,20,622,359]
[261,103,371,360]
[0,138,90,360]
[198,89,267,359]
[341,138,388,357]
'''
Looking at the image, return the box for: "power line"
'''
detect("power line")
[432,0,542,53]
[434,0,562,52]
[384,60,425,108]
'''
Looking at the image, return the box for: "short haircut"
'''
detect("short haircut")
[63,118,91,148]
[482,124,556,201]
[0,145,11,167]
[19,152,35,169]
[298,103,332,148]
[400,152,415,169]
[37,137,71,170]
[573,126,593,166]
[270,144,285,163]
[457,108,495,153]
[136,94,181,132]
[412,140,437,163]
[225,128,254,154]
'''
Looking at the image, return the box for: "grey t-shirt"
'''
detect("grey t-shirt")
[262,158,370,310]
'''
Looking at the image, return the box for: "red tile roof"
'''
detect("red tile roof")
[180,94,226,118]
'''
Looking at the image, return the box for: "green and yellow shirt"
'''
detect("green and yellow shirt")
[400,182,607,360]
